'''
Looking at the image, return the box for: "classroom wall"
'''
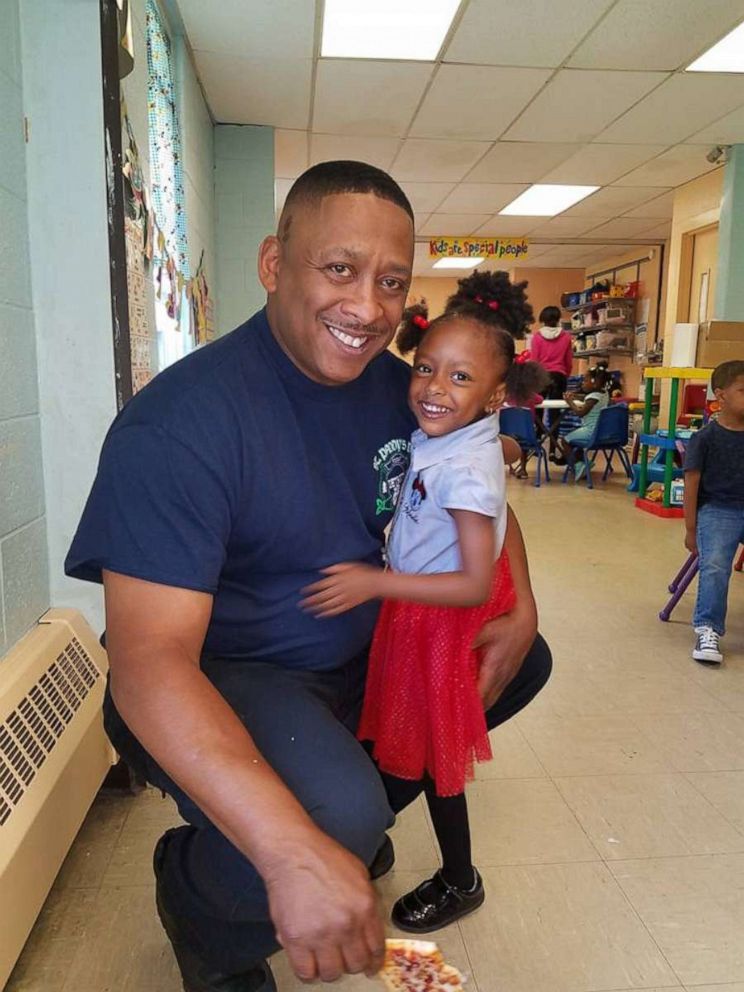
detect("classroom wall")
[21,0,117,633]
[511,267,584,329]
[0,0,50,655]
[214,125,275,334]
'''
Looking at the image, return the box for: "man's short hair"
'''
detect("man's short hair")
[712,359,744,390]
[279,161,414,240]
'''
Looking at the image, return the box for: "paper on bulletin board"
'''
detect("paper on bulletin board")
[429,236,529,262]
[125,216,156,393]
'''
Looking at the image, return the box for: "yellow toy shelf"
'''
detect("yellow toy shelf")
[636,366,713,517]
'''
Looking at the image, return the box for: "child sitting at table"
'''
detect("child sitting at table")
[683,360,744,665]
[502,351,550,479]
[556,365,610,478]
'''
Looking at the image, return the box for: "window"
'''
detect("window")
[145,0,191,368]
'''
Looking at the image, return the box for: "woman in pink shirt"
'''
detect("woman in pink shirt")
[530,305,574,459]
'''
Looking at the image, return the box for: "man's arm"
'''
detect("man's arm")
[683,470,701,555]
[472,504,538,709]
[104,570,384,983]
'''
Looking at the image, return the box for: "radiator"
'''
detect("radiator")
[0,608,116,987]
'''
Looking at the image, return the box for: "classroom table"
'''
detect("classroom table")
[535,399,570,446]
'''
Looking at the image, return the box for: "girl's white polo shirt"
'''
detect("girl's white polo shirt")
[386,414,507,575]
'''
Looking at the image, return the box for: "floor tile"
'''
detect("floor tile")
[685,771,744,835]
[556,773,744,860]
[388,795,440,871]
[102,788,183,888]
[468,777,600,866]
[520,714,673,777]
[610,854,744,986]
[630,711,744,773]
[476,720,547,779]
[54,793,130,890]
[460,861,677,992]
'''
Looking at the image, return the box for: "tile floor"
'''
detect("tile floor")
[7,473,744,992]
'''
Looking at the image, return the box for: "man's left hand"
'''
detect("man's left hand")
[472,599,537,710]
[301,563,382,617]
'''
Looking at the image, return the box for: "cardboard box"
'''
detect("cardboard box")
[697,320,744,368]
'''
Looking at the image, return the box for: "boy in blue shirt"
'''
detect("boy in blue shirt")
[684,360,744,664]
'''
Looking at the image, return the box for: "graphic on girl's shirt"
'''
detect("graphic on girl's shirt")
[373,438,411,515]
[403,474,427,523]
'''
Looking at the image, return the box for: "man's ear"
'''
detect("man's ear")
[258,235,282,294]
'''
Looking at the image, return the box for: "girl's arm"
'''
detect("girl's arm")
[683,469,701,554]
[301,510,495,617]
[564,395,598,417]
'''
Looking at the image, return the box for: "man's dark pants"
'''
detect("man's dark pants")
[104,636,552,974]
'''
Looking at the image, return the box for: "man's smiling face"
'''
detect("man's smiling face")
[260,192,414,386]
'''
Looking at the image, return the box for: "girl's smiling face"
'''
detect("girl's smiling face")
[409,318,509,437]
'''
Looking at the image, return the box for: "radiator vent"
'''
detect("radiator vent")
[0,637,101,827]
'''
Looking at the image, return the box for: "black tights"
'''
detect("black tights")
[424,780,475,888]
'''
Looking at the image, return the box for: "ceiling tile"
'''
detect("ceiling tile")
[503,69,665,143]
[541,143,669,185]
[419,213,495,236]
[613,145,718,187]
[472,216,544,236]
[622,189,675,218]
[194,52,311,128]
[309,134,400,171]
[686,105,744,145]
[275,129,308,178]
[568,0,744,71]
[636,220,673,239]
[529,216,608,237]
[598,73,744,145]
[562,185,668,217]
[313,61,432,137]
[391,139,492,182]
[179,0,314,59]
[467,142,582,183]
[409,65,552,141]
[398,182,455,214]
[437,183,529,214]
[584,217,667,239]
[444,0,615,68]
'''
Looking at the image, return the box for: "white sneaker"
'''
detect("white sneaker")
[693,626,723,664]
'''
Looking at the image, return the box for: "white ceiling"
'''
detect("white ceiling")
[176,0,744,273]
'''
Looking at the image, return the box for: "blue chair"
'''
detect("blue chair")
[562,404,632,490]
[500,407,550,488]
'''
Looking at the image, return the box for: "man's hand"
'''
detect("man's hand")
[301,562,383,617]
[685,528,698,555]
[472,598,538,710]
[264,832,385,983]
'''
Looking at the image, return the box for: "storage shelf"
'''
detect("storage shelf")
[574,348,635,358]
[573,323,635,335]
[566,297,637,313]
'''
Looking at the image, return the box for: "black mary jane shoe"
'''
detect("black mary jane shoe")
[391,869,485,934]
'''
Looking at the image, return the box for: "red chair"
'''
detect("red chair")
[677,384,707,427]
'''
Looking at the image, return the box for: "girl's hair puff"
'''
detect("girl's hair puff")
[444,270,534,339]
[505,357,551,407]
[396,300,431,355]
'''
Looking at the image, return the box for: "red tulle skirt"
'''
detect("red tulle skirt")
[358,554,516,796]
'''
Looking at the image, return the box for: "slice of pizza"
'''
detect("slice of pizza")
[380,939,465,992]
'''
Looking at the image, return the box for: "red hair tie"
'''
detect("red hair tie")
[516,349,532,364]
[474,295,499,311]
[412,314,429,330]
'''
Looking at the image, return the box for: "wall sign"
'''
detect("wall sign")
[429,236,529,262]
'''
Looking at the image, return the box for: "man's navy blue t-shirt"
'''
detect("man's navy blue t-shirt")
[65,309,415,670]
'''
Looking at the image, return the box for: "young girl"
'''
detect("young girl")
[502,350,550,479]
[530,304,573,459]
[557,365,610,478]
[302,271,537,933]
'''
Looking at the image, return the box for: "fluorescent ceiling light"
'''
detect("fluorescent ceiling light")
[687,20,744,72]
[321,0,461,61]
[433,257,484,269]
[500,184,599,217]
